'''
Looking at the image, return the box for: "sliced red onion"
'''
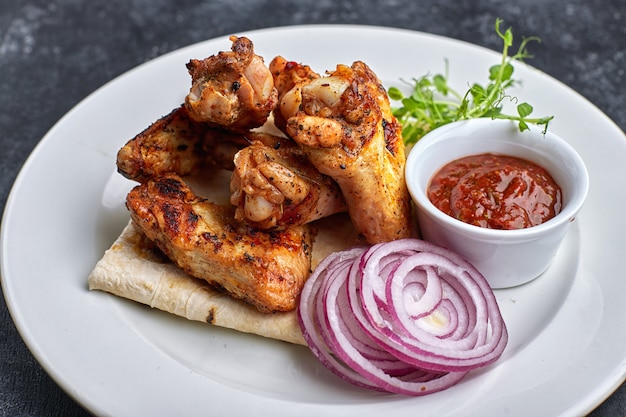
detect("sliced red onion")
[298,247,382,391]
[297,238,508,396]
[353,239,508,372]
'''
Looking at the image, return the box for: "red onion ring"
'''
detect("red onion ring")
[297,238,508,396]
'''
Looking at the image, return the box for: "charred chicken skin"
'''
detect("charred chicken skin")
[277,60,412,244]
[126,173,313,313]
[230,132,347,229]
[185,36,278,132]
[117,105,250,182]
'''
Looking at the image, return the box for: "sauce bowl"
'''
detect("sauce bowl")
[405,118,589,288]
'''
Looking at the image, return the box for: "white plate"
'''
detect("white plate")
[2,25,625,417]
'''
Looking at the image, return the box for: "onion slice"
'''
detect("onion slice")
[297,238,508,396]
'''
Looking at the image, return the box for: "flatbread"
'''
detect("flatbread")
[88,212,361,346]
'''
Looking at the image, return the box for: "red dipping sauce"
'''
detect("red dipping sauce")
[428,153,562,229]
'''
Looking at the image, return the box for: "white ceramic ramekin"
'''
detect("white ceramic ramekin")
[405,118,589,288]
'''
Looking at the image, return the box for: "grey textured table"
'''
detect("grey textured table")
[1,0,624,416]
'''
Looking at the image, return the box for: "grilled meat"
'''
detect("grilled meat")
[230,133,347,229]
[117,105,249,182]
[269,56,320,132]
[185,36,278,132]
[126,173,314,313]
[279,61,412,244]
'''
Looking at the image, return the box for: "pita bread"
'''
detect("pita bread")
[88,212,361,346]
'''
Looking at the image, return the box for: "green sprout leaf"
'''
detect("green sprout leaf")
[517,102,533,118]
[389,18,554,146]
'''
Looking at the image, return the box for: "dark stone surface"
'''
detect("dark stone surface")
[0,0,623,415]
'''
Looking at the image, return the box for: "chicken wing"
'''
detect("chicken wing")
[116,105,250,182]
[230,132,347,229]
[126,173,313,313]
[185,36,278,132]
[281,61,412,244]
[269,55,320,132]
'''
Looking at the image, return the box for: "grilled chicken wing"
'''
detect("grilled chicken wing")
[126,173,313,313]
[116,105,250,182]
[185,36,278,132]
[280,61,412,244]
[230,132,347,229]
[269,56,320,132]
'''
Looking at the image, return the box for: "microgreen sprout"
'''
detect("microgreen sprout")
[388,19,554,145]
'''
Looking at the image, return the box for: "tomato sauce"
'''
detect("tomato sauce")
[428,153,562,229]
